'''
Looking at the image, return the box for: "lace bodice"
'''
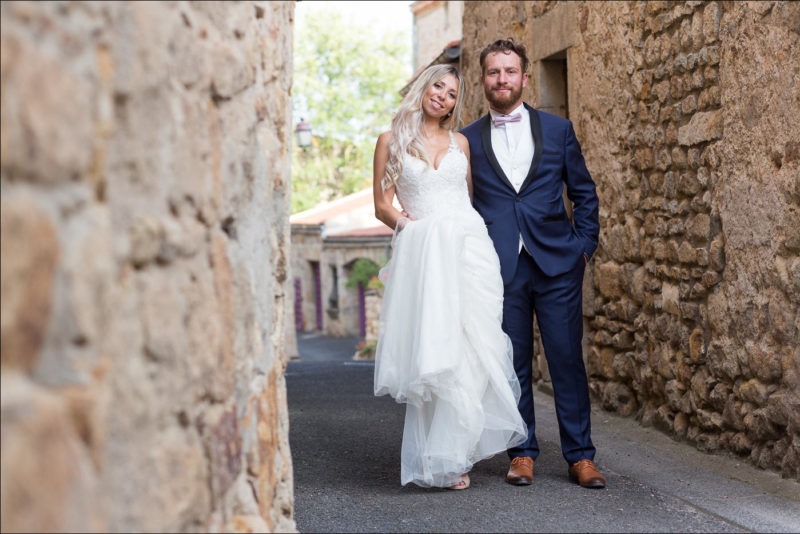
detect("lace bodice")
[396,133,471,219]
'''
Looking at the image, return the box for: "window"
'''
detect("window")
[539,50,568,119]
[539,49,573,221]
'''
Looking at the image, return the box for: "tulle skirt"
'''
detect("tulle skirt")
[374,209,527,488]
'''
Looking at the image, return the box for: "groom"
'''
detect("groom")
[461,39,604,488]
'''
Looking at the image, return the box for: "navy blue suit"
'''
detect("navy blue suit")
[461,104,599,464]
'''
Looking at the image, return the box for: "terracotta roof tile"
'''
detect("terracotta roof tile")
[289,188,373,225]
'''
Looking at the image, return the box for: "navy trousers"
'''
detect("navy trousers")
[503,250,596,464]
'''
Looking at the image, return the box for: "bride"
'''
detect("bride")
[372,64,527,490]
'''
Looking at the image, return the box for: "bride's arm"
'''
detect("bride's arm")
[373,132,406,230]
[454,132,473,203]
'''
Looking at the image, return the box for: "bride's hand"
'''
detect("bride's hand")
[393,215,412,247]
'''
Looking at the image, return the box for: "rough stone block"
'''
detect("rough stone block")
[653,405,675,433]
[709,237,725,271]
[210,41,255,99]
[200,405,243,503]
[628,267,647,305]
[655,146,672,171]
[701,271,721,288]
[680,19,694,51]
[767,297,796,344]
[661,282,680,316]
[703,64,718,85]
[744,409,779,441]
[643,213,662,236]
[0,376,99,532]
[781,441,800,479]
[679,172,702,196]
[671,147,689,169]
[129,216,165,268]
[764,391,795,427]
[687,147,701,169]
[612,330,635,349]
[632,145,654,170]
[708,342,740,381]
[688,70,704,92]
[673,411,689,437]
[680,301,699,321]
[693,258,709,278]
[665,379,686,411]
[595,262,623,298]
[666,239,680,262]
[696,432,722,452]
[697,409,724,431]
[0,33,94,184]
[594,329,614,347]
[706,44,720,65]
[0,195,59,373]
[708,382,731,411]
[703,2,721,44]
[691,213,711,242]
[730,432,753,455]
[653,80,670,103]
[688,328,705,363]
[602,382,637,416]
[681,93,699,115]
[662,107,677,130]
[691,9,704,50]
[689,281,706,299]
[678,110,723,145]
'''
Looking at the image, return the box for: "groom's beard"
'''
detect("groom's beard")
[486,83,523,111]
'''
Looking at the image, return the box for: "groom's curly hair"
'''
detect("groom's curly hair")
[479,38,530,76]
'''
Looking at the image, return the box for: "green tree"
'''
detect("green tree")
[292,7,410,214]
[345,258,382,289]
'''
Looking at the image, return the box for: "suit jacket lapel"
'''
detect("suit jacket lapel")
[480,114,516,192]
[519,103,544,193]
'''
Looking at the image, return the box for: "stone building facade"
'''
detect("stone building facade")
[1,2,296,531]
[411,0,464,71]
[290,189,392,341]
[461,1,799,479]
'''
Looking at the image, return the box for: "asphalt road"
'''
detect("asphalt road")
[287,332,800,533]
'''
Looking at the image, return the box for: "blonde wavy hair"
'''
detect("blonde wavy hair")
[382,64,466,191]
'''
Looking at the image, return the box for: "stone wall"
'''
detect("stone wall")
[1,2,297,531]
[461,1,799,479]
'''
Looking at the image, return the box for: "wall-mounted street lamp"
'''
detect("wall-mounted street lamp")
[295,118,312,148]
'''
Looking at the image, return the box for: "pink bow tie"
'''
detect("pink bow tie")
[492,113,521,127]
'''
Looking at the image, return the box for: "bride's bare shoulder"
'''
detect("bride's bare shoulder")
[452,131,470,154]
[377,131,394,146]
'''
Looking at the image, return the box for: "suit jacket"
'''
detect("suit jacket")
[461,104,599,284]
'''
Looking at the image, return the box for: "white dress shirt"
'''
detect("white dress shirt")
[489,103,535,252]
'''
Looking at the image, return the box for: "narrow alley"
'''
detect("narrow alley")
[288,333,800,533]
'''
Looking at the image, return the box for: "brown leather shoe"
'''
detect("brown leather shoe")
[569,459,606,488]
[506,456,534,485]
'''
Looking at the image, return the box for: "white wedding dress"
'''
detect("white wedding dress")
[374,132,527,488]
